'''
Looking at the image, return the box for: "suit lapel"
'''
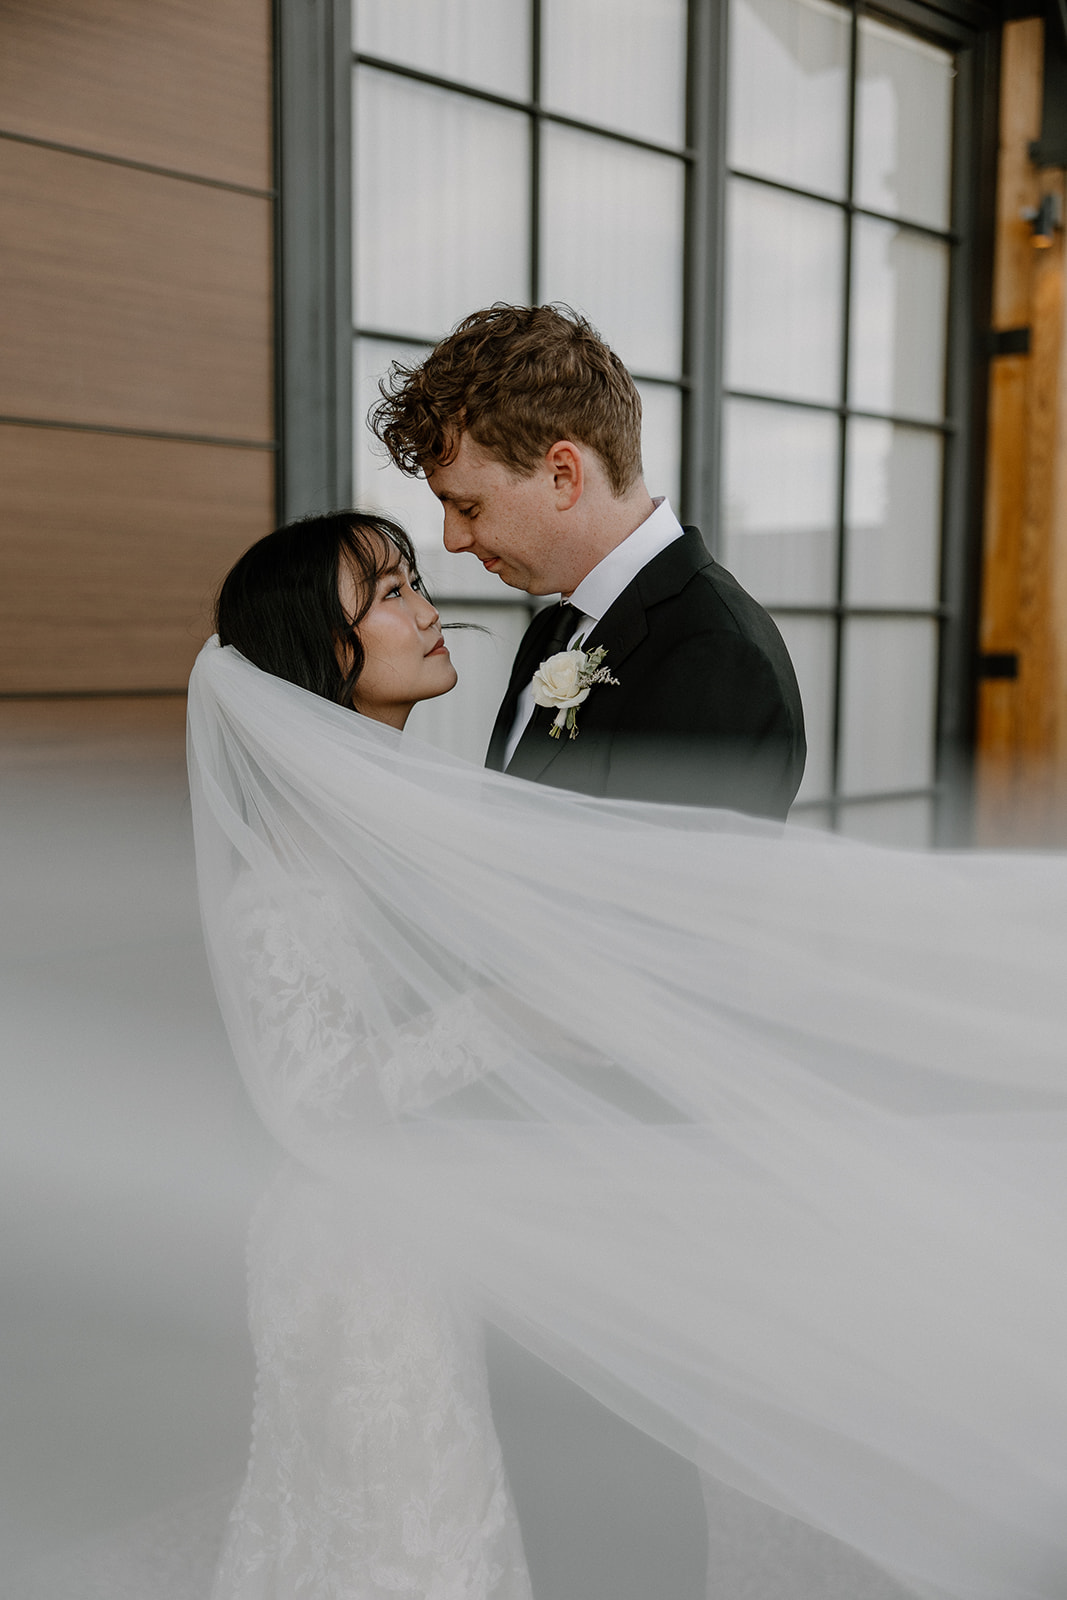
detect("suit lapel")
[497,529,713,783]
[580,582,648,671]
[486,606,560,772]
[572,528,710,680]
[485,694,518,773]
[505,584,652,784]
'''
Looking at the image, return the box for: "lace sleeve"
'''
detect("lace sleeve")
[222,877,509,1139]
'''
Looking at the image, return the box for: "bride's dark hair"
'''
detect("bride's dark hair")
[216,511,421,708]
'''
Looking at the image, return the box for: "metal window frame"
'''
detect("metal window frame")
[703,0,999,840]
[349,2,696,515]
[347,0,699,619]
[271,0,730,540]
[274,0,354,521]
[937,17,1001,843]
[275,0,999,839]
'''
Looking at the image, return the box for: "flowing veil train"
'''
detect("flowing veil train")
[187,638,1067,1600]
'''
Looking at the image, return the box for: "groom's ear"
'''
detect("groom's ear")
[545,441,583,511]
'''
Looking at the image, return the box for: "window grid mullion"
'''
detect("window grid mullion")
[353,52,696,163]
[722,387,957,434]
[352,8,691,612]
[716,0,966,833]
[530,0,542,305]
[793,782,942,811]
[725,164,961,247]
[828,1,863,828]
[770,603,949,619]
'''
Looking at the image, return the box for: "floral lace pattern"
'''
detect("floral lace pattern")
[230,889,507,1129]
[211,885,532,1600]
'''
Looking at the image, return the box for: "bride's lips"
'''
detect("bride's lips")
[425,638,449,657]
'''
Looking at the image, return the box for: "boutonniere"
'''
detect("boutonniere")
[531,641,620,740]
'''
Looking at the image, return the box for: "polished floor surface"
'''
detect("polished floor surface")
[1,701,274,1593]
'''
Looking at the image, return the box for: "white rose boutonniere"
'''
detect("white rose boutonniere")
[531,641,620,740]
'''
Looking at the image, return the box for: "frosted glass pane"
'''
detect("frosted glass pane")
[354,0,530,100]
[721,398,839,605]
[845,419,943,607]
[728,0,850,199]
[725,180,845,404]
[542,0,687,147]
[848,219,949,421]
[354,337,517,601]
[355,70,529,339]
[771,614,835,802]
[406,603,533,762]
[840,617,937,795]
[636,382,682,507]
[856,18,954,231]
[354,335,436,540]
[838,796,933,847]
[541,127,685,378]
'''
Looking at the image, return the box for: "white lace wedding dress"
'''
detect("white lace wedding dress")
[206,882,532,1600]
[211,1165,530,1600]
[188,639,1067,1600]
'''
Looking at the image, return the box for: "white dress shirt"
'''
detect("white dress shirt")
[503,498,685,767]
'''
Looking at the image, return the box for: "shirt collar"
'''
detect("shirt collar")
[567,498,685,624]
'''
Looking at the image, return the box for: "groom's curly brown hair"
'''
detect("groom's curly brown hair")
[368,303,644,497]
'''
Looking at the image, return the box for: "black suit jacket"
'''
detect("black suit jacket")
[486,528,806,818]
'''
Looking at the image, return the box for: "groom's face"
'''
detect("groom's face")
[426,433,579,596]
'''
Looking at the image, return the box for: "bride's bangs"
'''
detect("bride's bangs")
[338,515,423,611]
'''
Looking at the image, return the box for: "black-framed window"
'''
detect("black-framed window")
[712,0,996,844]
[276,0,996,810]
[345,0,695,757]
[349,0,691,595]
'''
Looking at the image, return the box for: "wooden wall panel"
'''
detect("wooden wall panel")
[0,425,273,693]
[0,140,272,441]
[0,0,271,190]
[0,696,187,770]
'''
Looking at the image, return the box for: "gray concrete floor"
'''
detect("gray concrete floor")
[1,702,275,1593]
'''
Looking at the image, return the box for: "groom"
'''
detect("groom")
[371,305,807,1599]
[371,301,805,819]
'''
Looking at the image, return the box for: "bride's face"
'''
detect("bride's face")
[340,543,458,728]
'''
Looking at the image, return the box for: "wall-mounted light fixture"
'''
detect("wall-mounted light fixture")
[1022,192,1064,249]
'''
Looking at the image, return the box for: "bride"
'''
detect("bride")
[205,511,530,1600]
[190,511,1067,1600]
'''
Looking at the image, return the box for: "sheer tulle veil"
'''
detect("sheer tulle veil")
[187,637,1067,1599]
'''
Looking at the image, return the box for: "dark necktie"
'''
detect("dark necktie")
[542,601,582,661]
[528,602,584,736]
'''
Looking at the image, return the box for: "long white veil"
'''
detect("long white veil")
[187,637,1067,1600]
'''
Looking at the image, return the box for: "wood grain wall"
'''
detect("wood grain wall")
[976,18,1067,845]
[0,0,275,697]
